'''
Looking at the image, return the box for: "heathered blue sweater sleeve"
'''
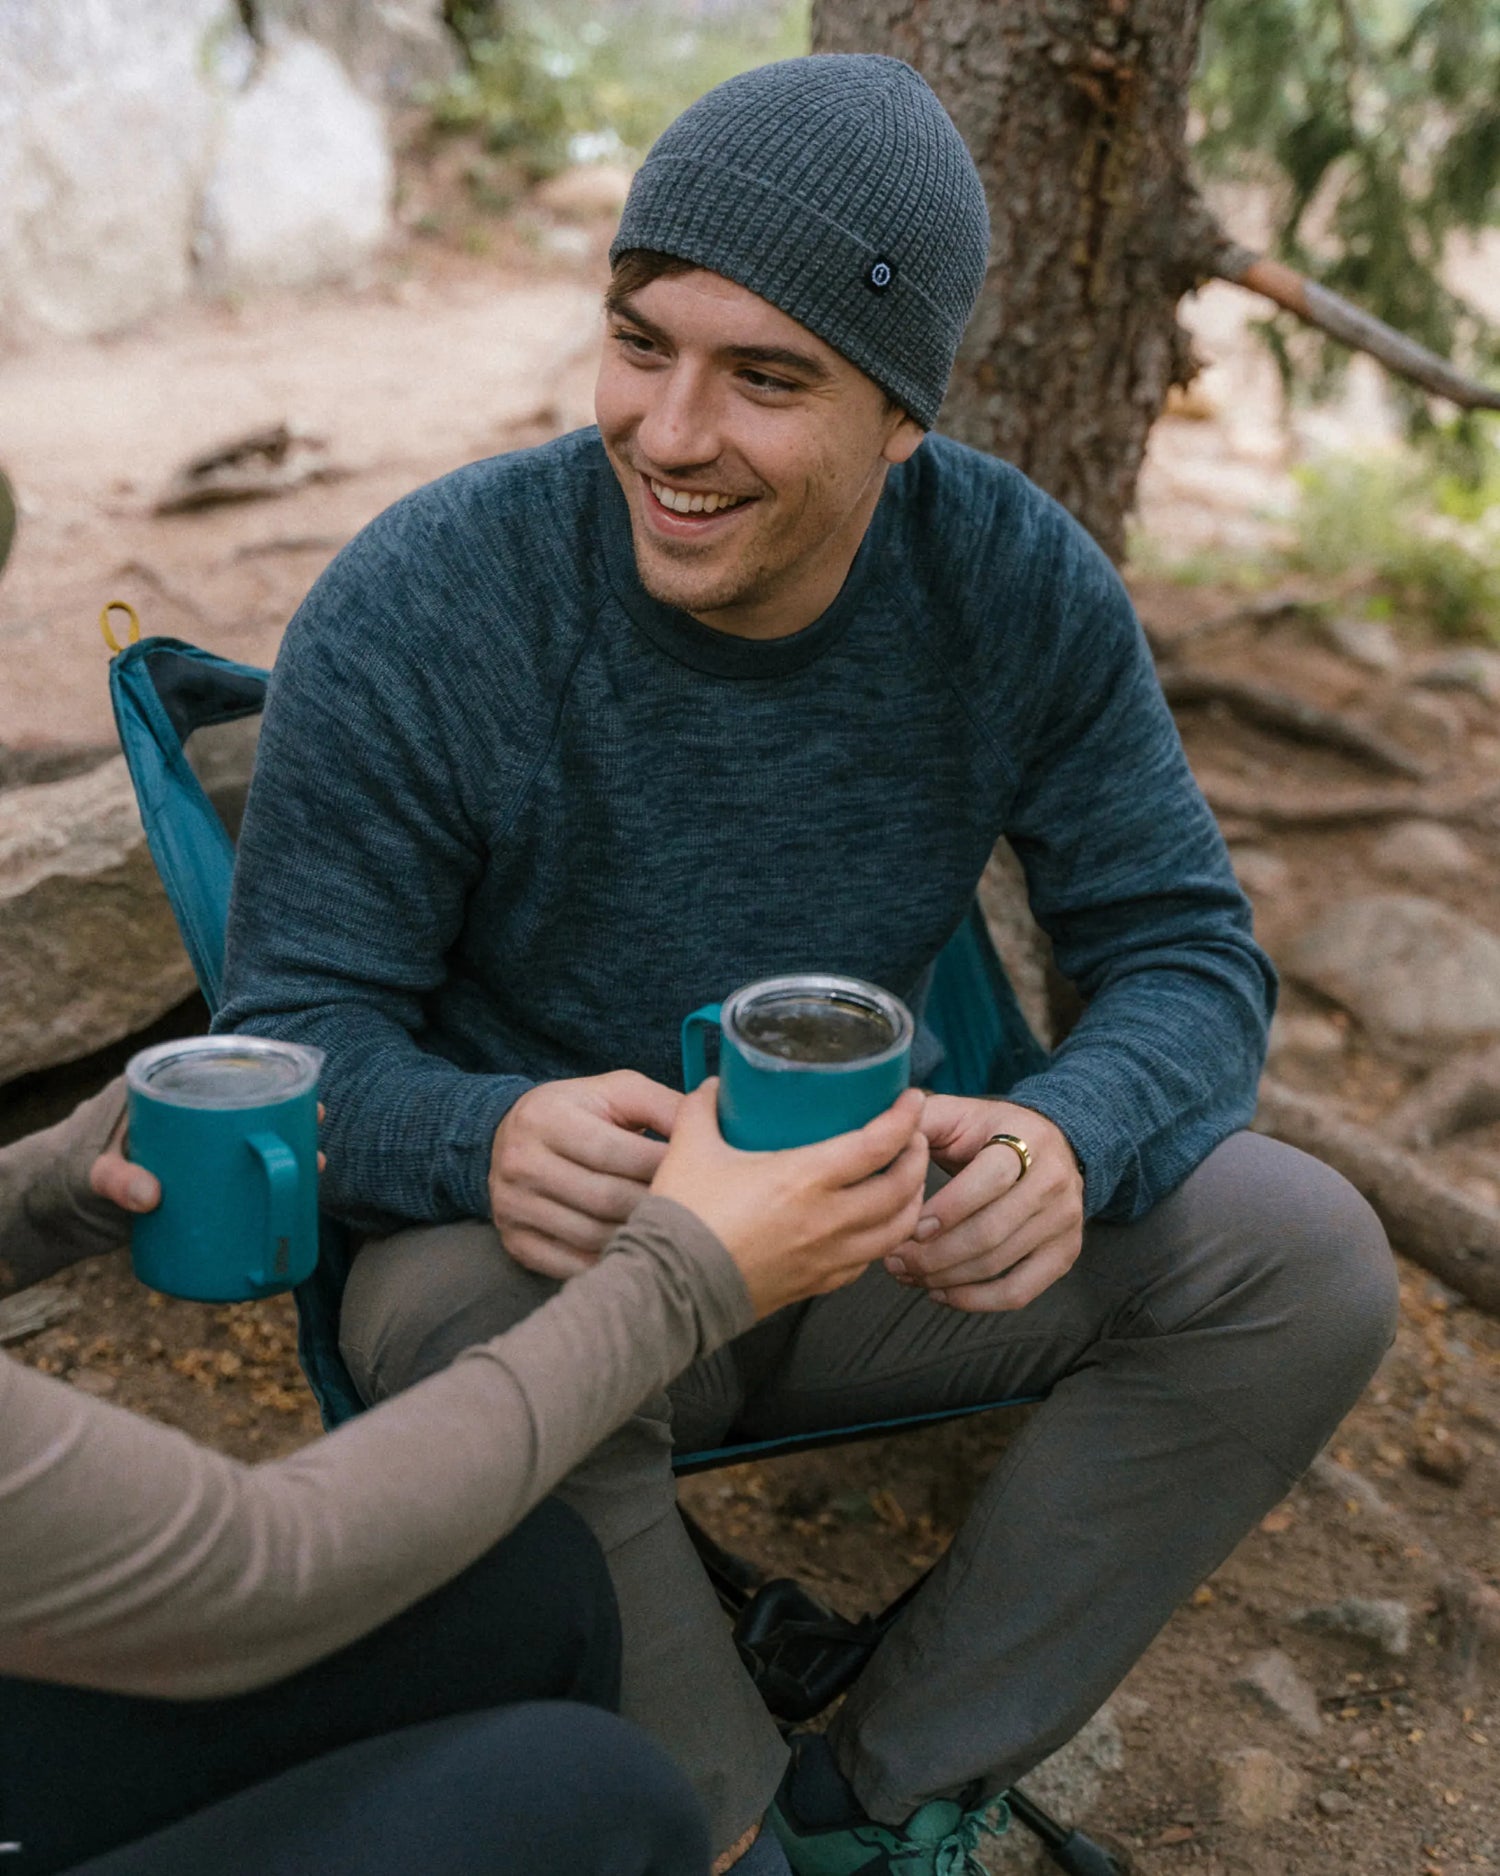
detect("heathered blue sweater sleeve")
[990,505,1277,1221]
[216,504,536,1234]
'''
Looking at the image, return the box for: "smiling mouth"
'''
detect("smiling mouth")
[644,475,755,522]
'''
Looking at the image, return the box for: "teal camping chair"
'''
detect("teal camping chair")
[109,632,1123,1876]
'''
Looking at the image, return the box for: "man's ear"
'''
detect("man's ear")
[881,411,926,466]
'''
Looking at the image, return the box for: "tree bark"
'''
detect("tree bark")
[812,0,1210,560]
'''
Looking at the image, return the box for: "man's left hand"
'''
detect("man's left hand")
[885,1096,1084,1312]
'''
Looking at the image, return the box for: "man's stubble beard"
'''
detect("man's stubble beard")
[630,521,778,621]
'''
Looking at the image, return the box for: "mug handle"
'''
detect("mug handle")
[681,1004,723,1092]
[246,1131,299,1289]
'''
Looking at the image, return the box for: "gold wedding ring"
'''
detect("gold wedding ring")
[983,1132,1032,1182]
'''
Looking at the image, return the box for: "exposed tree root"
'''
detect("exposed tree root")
[1141,592,1326,664]
[1255,1077,1500,1315]
[1160,670,1433,780]
[1198,774,1500,830]
[1382,1045,1500,1150]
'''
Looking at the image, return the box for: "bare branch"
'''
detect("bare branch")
[1219,253,1500,413]
[1256,1077,1500,1314]
[1382,1043,1500,1149]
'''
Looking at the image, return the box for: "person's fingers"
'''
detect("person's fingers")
[838,1131,930,1231]
[317,1103,326,1123]
[898,1173,1052,1274]
[914,1142,1027,1236]
[317,1151,327,1174]
[528,1156,654,1225]
[553,1110,672,1183]
[598,1071,685,1139]
[497,1187,617,1256]
[88,1149,160,1213]
[913,1204,1058,1289]
[787,1089,926,1190]
[929,1231,1080,1313]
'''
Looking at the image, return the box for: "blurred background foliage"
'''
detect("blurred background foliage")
[433,0,809,177]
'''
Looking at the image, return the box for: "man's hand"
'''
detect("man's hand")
[885,1096,1084,1312]
[490,1071,684,1280]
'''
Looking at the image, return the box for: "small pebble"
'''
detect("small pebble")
[1229,845,1291,897]
[1411,1426,1473,1487]
[1317,1789,1356,1818]
[1323,616,1402,673]
[68,1369,117,1397]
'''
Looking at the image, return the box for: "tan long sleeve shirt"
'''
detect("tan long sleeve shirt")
[0,1083,751,1699]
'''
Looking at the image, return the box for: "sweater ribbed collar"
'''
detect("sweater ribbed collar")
[593,438,889,679]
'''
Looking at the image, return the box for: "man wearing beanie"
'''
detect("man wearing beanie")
[220,53,1397,1876]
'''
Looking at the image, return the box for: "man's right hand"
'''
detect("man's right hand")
[489,1071,684,1279]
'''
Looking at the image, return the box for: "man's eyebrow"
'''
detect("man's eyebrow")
[607,294,832,381]
[727,344,833,382]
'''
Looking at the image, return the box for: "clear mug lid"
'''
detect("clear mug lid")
[126,1036,323,1109]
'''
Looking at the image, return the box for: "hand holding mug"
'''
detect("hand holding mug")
[651,1080,929,1318]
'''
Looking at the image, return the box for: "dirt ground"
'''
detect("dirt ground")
[2,166,1498,1874]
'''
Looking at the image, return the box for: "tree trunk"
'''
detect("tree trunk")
[811,0,1212,561]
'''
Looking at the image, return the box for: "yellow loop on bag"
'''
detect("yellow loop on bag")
[100,600,141,653]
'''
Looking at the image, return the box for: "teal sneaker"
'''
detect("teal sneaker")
[767,1792,1009,1876]
[766,1736,1009,1876]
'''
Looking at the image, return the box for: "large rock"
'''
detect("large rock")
[258,0,458,100]
[0,758,194,1083]
[0,0,439,341]
[0,726,255,1083]
[980,1706,1124,1872]
[1284,894,1500,1045]
[196,37,392,295]
[0,0,225,337]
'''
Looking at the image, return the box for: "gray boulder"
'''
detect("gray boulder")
[0,723,255,1084]
[0,0,222,337]
[196,37,392,296]
[1284,894,1500,1045]
[0,757,195,1083]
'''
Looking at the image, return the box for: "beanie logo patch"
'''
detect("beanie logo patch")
[866,257,895,292]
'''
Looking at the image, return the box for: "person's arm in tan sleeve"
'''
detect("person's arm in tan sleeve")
[0,1082,928,1701]
[0,1195,750,1698]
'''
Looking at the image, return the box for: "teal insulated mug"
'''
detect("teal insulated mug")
[125,1036,322,1302]
[681,974,913,1151]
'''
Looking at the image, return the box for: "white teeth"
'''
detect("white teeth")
[650,478,745,516]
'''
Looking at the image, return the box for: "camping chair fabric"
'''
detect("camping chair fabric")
[108,634,1050,1444]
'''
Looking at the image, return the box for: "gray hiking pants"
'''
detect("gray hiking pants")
[340,1132,1398,1851]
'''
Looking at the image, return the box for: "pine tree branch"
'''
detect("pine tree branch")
[1214,244,1500,413]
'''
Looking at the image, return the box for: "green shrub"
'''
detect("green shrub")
[431,0,810,180]
[1287,448,1500,641]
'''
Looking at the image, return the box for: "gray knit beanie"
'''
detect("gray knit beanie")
[610,54,990,430]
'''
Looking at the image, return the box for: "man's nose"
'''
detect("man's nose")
[636,365,720,469]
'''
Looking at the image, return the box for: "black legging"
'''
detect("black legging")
[0,1498,709,1876]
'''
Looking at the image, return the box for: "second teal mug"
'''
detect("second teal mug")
[681,973,914,1151]
[125,1035,322,1303]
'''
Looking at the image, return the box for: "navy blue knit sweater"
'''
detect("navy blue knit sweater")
[218,428,1275,1235]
